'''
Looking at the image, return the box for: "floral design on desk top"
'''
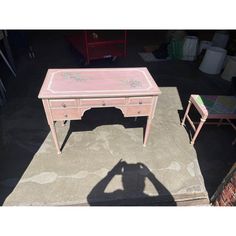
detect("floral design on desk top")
[63,72,88,82]
[63,72,144,89]
[124,79,143,89]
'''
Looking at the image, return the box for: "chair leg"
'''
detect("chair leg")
[191,118,206,144]
[181,100,192,126]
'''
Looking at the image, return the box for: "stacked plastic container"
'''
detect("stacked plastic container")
[221,56,236,81]
[182,36,199,61]
[199,31,229,75]
[199,47,227,75]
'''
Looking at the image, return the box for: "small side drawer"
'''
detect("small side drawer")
[49,99,77,108]
[51,108,81,120]
[128,96,153,105]
[80,98,126,107]
[126,105,151,117]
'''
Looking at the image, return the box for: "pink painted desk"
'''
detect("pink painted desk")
[38,68,161,154]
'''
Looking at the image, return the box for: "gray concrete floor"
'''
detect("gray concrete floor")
[0,31,235,206]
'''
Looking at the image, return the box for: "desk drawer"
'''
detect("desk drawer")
[126,105,151,117]
[128,96,153,105]
[80,98,126,106]
[49,99,77,108]
[51,108,81,120]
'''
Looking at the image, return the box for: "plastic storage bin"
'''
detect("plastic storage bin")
[182,36,198,61]
[199,46,227,75]
[198,40,212,55]
[221,56,236,81]
[212,31,229,49]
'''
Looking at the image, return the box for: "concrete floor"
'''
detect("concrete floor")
[0,31,235,206]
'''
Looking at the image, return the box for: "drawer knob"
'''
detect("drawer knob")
[102,102,106,106]
[137,111,141,114]
[139,101,142,104]
[64,114,68,118]
[62,104,66,108]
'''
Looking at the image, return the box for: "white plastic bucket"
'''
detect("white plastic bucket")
[212,31,229,49]
[199,46,227,75]
[221,56,236,81]
[198,40,212,55]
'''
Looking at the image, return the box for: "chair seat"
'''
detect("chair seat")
[182,94,236,145]
[192,95,236,119]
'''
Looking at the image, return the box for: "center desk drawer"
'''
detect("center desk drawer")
[51,108,81,120]
[49,99,77,108]
[126,105,152,117]
[80,98,126,106]
[128,96,153,105]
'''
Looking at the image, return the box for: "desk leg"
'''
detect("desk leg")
[143,116,152,147]
[49,123,61,154]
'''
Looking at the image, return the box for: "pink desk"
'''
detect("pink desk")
[38,68,161,154]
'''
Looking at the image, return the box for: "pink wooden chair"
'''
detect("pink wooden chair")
[181,94,236,145]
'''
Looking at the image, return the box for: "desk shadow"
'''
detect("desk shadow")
[60,107,147,152]
[87,160,176,206]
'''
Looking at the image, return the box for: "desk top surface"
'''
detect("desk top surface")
[38,68,161,99]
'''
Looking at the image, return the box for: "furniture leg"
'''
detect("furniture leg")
[143,116,152,147]
[191,118,206,144]
[181,100,192,125]
[0,78,6,94]
[49,123,61,154]
[0,80,6,105]
[0,78,6,92]
[2,31,16,71]
[0,49,16,77]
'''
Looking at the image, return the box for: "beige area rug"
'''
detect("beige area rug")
[0,87,209,205]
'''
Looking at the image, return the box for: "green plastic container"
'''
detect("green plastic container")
[168,39,184,60]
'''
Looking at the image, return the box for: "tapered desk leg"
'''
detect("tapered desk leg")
[49,123,61,154]
[143,116,152,147]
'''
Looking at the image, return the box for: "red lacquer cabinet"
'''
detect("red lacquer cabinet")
[68,30,127,64]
